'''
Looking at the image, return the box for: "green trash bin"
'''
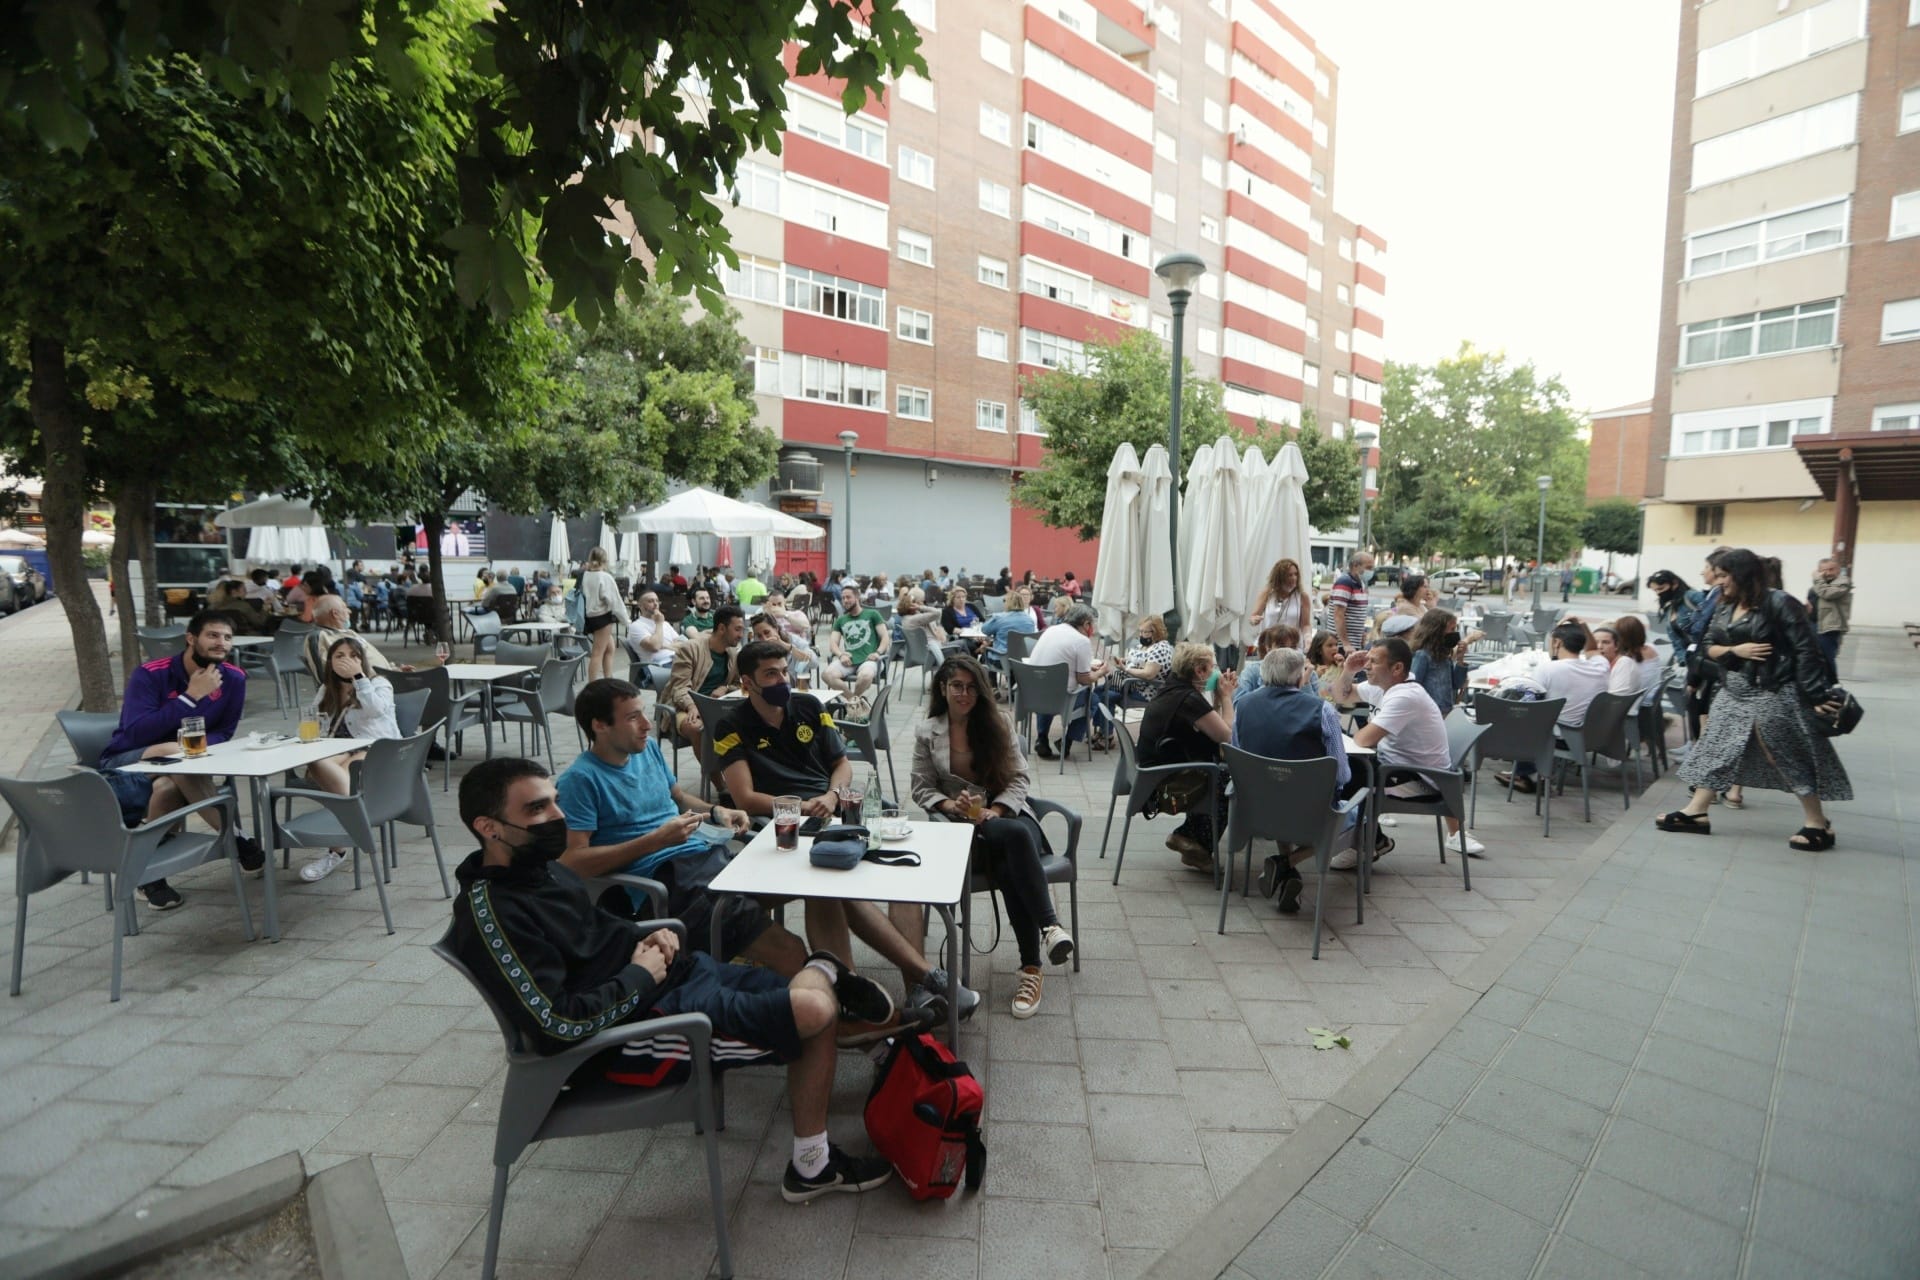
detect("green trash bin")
[1575,567,1599,593]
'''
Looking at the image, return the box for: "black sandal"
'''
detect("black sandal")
[1656,811,1712,834]
[1788,825,1835,851]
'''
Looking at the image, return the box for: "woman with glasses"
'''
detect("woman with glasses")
[912,654,1074,1018]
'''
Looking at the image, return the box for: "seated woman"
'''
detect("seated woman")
[912,654,1074,1018]
[298,637,401,883]
[1233,623,1303,701]
[1137,643,1236,873]
[760,591,811,645]
[1597,615,1664,704]
[1118,614,1177,699]
[1406,608,1471,718]
[896,586,951,653]
[1306,629,1347,697]
[940,587,986,656]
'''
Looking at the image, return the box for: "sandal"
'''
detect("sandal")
[1656,810,1712,834]
[1722,792,1745,810]
[1787,825,1835,851]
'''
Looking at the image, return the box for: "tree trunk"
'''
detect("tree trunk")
[422,509,453,644]
[30,336,117,712]
[110,476,160,674]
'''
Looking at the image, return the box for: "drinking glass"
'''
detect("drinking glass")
[434,642,450,665]
[839,779,866,826]
[773,796,802,850]
[297,715,321,744]
[962,790,984,822]
[179,716,208,758]
[879,803,904,840]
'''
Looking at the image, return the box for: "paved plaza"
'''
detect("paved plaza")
[0,599,1910,1279]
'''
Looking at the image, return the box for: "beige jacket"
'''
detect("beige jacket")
[910,714,1033,819]
[662,635,738,716]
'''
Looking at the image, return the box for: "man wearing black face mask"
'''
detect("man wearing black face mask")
[449,757,919,1203]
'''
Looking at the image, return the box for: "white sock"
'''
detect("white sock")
[803,957,839,984]
[793,1130,830,1178]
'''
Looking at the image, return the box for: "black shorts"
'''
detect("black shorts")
[585,611,615,634]
[592,952,798,1088]
[600,845,773,962]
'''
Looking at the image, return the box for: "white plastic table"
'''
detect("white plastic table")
[225,634,273,648]
[120,735,373,942]
[707,819,975,1042]
[441,664,536,756]
[501,620,569,643]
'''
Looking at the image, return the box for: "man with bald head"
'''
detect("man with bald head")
[302,594,400,682]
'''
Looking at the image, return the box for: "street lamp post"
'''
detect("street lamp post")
[1155,250,1206,639]
[1531,474,1552,612]
[838,429,859,573]
[1353,427,1378,554]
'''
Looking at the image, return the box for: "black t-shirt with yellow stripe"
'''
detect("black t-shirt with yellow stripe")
[712,693,846,796]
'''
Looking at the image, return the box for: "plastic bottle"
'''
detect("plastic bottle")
[860,770,883,847]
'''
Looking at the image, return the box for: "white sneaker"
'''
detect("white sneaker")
[1329,847,1359,871]
[1455,833,1487,857]
[299,850,348,883]
[1041,924,1075,967]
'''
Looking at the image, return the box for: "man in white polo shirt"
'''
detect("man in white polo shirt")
[1495,622,1610,795]
[1328,636,1484,865]
[1025,603,1109,760]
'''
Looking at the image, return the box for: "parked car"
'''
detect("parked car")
[0,555,47,608]
[1431,568,1485,592]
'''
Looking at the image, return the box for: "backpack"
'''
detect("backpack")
[863,1032,985,1200]
[565,580,587,631]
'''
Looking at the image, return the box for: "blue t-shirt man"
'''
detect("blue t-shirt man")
[556,740,708,885]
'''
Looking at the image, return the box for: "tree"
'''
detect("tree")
[1581,498,1642,573]
[1376,344,1587,570]
[1274,408,1361,534]
[4,0,927,325]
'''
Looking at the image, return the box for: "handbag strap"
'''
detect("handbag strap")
[862,847,921,867]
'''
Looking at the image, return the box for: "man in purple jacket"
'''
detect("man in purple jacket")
[100,610,264,911]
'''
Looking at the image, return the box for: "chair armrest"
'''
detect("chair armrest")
[521,1010,714,1076]
[628,919,688,945]
[1028,798,1082,862]
[267,785,346,804]
[607,875,670,919]
[1331,786,1372,817]
[127,791,233,836]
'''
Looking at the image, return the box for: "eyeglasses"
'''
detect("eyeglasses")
[944,681,979,695]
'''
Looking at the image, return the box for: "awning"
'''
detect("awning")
[1794,430,1920,502]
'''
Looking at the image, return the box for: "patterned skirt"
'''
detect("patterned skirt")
[1678,669,1851,802]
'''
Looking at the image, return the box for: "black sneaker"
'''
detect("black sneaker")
[1033,740,1058,761]
[836,999,942,1049]
[1258,854,1284,900]
[235,835,266,877]
[1275,872,1304,916]
[915,967,981,1021]
[805,951,893,1024]
[141,880,184,911]
[781,1144,894,1203]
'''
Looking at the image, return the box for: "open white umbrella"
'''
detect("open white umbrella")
[1092,444,1143,641]
[1179,437,1247,647]
[618,486,824,540]
[81,528,114,549]
[0,527,44,548]
[547,514,570,571]
[214,494,323,529]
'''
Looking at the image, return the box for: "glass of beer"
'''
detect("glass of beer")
[962,790,984,822]
[773,796,802,850]
[298,715,321,744]
[179,716,208,758]
[794,664,812,692]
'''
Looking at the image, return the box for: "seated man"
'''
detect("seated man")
[1026,603,1111,760]
[659,604,745,747]
[717,641,979,1017]
[99,610,266,909]
[1231,648,1349,914]
[822,586,889,700]
[1327,637,1483,864]
[625,590,680,688]
[680,588,718,634]
[449,757,916,1202]
[302,594,400,682]
[1494,622,1609,796]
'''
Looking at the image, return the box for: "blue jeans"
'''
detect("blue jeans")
[1818,631,1841,677]
[1037,686,1112,746]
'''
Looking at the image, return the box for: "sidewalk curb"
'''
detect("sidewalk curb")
[1143,769,1689,1280]
[308,1155,409,1280]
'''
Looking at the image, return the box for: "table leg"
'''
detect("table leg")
[251,776,280,942]
[932,904,959,1044]
[709,892,729,960]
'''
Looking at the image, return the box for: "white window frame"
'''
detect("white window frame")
[1684,197,1850,278]
[1691,94,1859,190]
[1020,327,1086,370]
[1893,190,1920,241]
[783,265,886,328]
[729,160,782,214]
[1903,86,1920,135]
[1671,398,1831,456]
[977,256,1009,289]
[750,345,782,395]
[895,71,935,112]
[1203,98,1224,131]
[898,227,933,267]
[895,384,933,420]
[1156,70,1178,102]
[981,30,1012,72]
[1153,190,1176,222]
[897,145,935,188]
[1204,39,1227,74]
[976,326,1009,361]
[1681,300,1840,367]
[1195,326,1217,355]
[1199,215,1219,243]
[1883,297,1920,343]
[1695,0,1866,97]
[779,353,887,410]
[1333,372,1349,397]
[980,103,1011,146]
[1336,283,1350,305]
[1872,402,1920,431]
[979,179,1012,218]
[721,253,782,305]
[976,399,1008,432]
[900,0,935,30]
[1303,362,1319,387]
[1020,400,1044,435]
[896,306,933,345]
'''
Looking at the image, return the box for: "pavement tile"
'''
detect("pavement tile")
[1520,999,1649,1067]
[314,1081,476,1158]
[1433,1013,1513,1067]
[1259,1043,1364,1102]
[1459,1071,1607,1165]
[1234,1194,1355,1279]
[1234,999,1327,1047]
[1492,1032,1629,1111]
[1165,1017,1268,1069]
[1371,1167,1548,1280]
[1177,1068,1296,1132]
[1198,1127,1290,1192]
[1614,1073,1769,1164]
[1634,1031,1777,1110]
[1651,996,1785,1066]
[1148,975,1240,1020]
[161,1109,343,1188]
[1300,1137,1410,1223]
[1761,1115,1920,1210]
[1396,1050,1483,1111]
[978,1122,1096,1203]
[1323,1233,1450,1279]
[979,1200,1106,1280]
[1534,1233,1658,1279]
[845,1232,979,1280]
[1081,1040,1180,1095]
[1413,1116,1581,1227]
[387,1200,488,1280]
[1087,1092,1200,1164]
[1561,1171,1743,1277]
[451,1166,627,1268]
[1752,1169,1920,1273]
[1590,1115,1756,1228]
[1096,1159,1216,1249]
[987,1062,1088,1126]
[0,1139,189,1229]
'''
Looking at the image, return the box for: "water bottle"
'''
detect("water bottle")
[860,771,882,847]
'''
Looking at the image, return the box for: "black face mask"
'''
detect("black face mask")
[498,817,569,866]
[1442,631,1461,650]
[757,680,792,708]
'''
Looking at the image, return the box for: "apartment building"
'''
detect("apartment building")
[1587,401,1656,503]
[693,0,1386,579]
[1643,0,1920,627]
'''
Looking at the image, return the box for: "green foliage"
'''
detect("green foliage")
[1581,499,1643,557]
[2,0,927,326]
[1275,408,1361,534]
[1376,344,1588,564]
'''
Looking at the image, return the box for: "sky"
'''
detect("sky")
[1282,0,1681,414]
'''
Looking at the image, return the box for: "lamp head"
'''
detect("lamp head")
[1536,475,1552,491]
[1154,251,1207,295]
[1354,428,1377,449]
[838,429,860,451]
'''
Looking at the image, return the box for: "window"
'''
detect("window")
[787,176,888,244]
[750,346,782,395]
[1155,130,1176,161]
[1156,70,1178,102]
[1873,403,1920,432]
[1333,372,1349,397]
[1685,198,1848,276]
[784,266,885,327]
[977,327,1008,360]
[1020,401,1043,435]
[1307,265,1323,291]
[1311,168,1326,194]
[1153,4,1179,40]
[976,400,1008,432]
[1198,272,1218,299]
[1313,119,1329,147]
[1336,284,1350,305]
[1692,94,1858,189]
[779,353,886,408]
[895,71,935,111]
[1201,157,1222,187]
[1024,114,1153,203]
[1672,398,1831,455]
[897,145,934,188]
[1154,190,1176,222]
[1338,236,1352,259]
[981,31,1012,71]
[789,91,885,162]
[1894,191,1920,240]
[1151,313,1171,341]
[978,256,1009,289]
[979,179,1012,218]
[1903,87,1920,134]
[1199,215,1219,242]
[898,227,932,266]
[729,160,781,214]
[980,104,1011,145]
[1195,326,1217,355]
[896,306,933,344]
[1693,505,1725,537]
[1682,300,1838,365]
[1203,98,1224,131]
[1696,0,1864,96]
[900,0,935,29]
[1021,328,1086,370]
[1303,362,1319,387]
[1883,297,1920,343]
[1334,329,1350,352]
[1306,317,1320,342]
[1024,42,1157,140]
[1205,39,1227,74]
[895,385,932,419]
[1022,258,1090,307]
[1309,217,1324,244]
[721,254,781,305]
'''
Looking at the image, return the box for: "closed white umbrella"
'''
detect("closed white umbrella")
[1269,442,1314,600]
[1235,445,1273,647]
[668,533,694,566]
[214,494,323,529]
[1139,445,1175,624]
[749,535,774,576]
[598,520,620,566]
[1092,443,1143,641]
[247,525,285,565]
[618,531,641,578]
[1179,437,1246,647]
[547,514,570,571]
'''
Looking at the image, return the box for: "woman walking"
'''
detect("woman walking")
[578,546,630,682]
[1656,549,1849,850]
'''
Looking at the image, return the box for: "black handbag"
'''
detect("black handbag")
[1811,688,1864,737]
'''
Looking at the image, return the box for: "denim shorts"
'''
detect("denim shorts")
[98,747,154,827]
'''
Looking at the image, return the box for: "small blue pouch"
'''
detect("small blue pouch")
[809,838,867,870]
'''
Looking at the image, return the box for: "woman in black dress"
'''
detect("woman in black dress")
[1138,643,1237,872]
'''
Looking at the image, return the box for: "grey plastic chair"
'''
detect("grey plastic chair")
[1555,691,1640,820]
[1219,747,1369,957]
[3,771,253,1001]
[952,798,1082,987]
[900,623,946,696]
[380,666,491,791]
[267,730,442,932]
[466,609,504,661]
[495,640,551,681]
[1006,659,1092,775]
[837,682,898,801]
[1103,722,1224,886]
[1374,718,1491,893]
[55,709,119,770]
[1003,630,1035,664]
[1469,696,1567,836]
[493,654,588,773]
[136,632,181,661]
[392,687,431,738]
[250,626,311,714]
[1633,698,1668,778]
[431,918,734,1280]
[690,691,735,801]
